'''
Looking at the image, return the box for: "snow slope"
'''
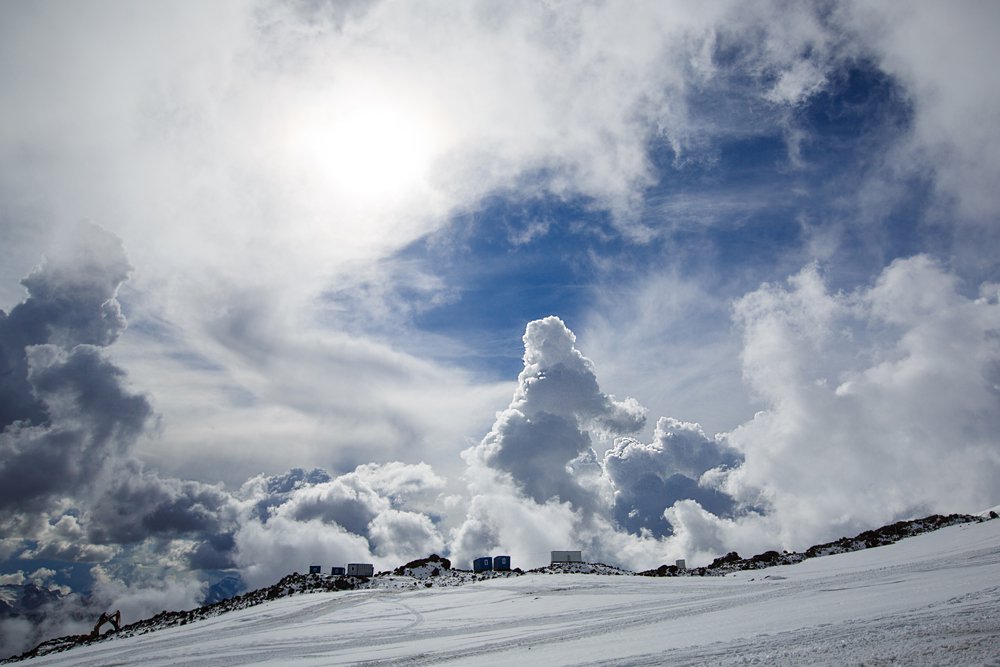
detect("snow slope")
[22,520,1000,666]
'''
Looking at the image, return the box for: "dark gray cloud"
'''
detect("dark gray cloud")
[0,344,151,513]
[284,476,384,536]
[87,466,235,547]
[0,223,147,516]
[0,222,130,429]
[0,226,240,655]
[16,224,131,349]
[187,532,237,571]
[0,225,240,592]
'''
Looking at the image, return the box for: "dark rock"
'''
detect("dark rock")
[707,552,742,569]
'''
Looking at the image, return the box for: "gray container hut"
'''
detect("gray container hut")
[473,556,493,572]
[347,563,374,577]
[493,555,511,571]
[550,550,583,564]
[308,565,322,574]
[331,566,346,576]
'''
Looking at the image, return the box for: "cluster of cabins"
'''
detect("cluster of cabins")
[308,563,374,577]
[309,550,598,578]
[472,550,586,571]
[472,555,511,572]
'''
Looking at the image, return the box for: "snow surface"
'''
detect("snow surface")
[22,520,1000,666]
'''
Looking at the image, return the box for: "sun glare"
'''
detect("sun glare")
[284,98,440,204]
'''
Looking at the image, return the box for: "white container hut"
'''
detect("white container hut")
[347,563,374,577]
[550,550,583,564]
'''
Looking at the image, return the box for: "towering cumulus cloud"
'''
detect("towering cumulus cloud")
[453,316,649,564]
[450,315,753,567]
[472,316,645,507]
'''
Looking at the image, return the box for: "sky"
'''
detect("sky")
[2,0,1000,655]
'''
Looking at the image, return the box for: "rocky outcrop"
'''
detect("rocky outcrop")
[640,513,985,577]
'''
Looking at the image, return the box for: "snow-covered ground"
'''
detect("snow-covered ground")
[23,519,1000,666]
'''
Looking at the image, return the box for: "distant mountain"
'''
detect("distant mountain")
[0,583,65,619]
[203,575,246,606]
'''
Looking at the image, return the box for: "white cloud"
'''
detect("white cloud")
[352,461,447,514]
[368,510,444,563]
[451,316,739,570]
[114,310,511,487]
[0,0,853,333]
[0,618,35,659]
[450,316,658,568]
[847,1,1000,223]
[708,256,1000,551]
[234,515,374,589]
[449,491,579,569]
[232,462,450,586]
[0,572,24,586]
[662,500,776,566]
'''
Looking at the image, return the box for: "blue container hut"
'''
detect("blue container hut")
[493,555,511,571]
[473,556,493,572]
[308,565,322,574]
[331,566,346,576]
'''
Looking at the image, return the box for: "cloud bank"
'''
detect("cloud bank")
[1,227,999,657]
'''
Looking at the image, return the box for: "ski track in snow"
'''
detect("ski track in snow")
[22,521,1000,666]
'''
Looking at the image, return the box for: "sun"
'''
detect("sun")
[283,94,441,205]
[327,107,434,197]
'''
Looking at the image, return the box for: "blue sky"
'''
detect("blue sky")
[1,1,999,655]
[380,55,925,381]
